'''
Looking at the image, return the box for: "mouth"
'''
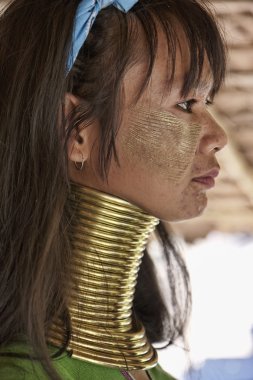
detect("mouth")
[191,167,220,189]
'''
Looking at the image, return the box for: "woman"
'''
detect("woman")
[0,0,227,379]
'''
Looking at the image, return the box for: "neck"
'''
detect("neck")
[49,182,159,370]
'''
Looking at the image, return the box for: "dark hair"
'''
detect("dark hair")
[0,0,226,379]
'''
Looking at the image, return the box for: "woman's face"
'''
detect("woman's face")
[68,27,227,222]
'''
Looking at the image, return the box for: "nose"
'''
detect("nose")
[198,114,228,155]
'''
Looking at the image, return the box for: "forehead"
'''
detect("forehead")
[152,23,213,96]
[123,24,213,107]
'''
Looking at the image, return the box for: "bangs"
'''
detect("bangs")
[131,0,226,99]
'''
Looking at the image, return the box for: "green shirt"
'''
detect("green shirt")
[0,343,176,380]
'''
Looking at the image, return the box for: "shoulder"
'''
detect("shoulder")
[0,342,61,380]
[0,358,40,380]
[57,355,129,379]
[0,348,123,380]
[0,354,53,380]
[0,342,177,380]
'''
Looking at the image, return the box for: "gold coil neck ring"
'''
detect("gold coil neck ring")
[48,182,159,370]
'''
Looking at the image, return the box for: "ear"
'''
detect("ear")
[64,93,91,166]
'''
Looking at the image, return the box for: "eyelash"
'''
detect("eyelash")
[177,99,213,114]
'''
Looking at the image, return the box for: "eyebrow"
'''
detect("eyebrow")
[195,80,213,93]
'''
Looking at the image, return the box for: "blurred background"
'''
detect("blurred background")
[158,1,253,379]
[1,0,252,379]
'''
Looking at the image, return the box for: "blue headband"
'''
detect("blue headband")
[67,0,138,72]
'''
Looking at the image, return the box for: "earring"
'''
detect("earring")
[74,152,85,171]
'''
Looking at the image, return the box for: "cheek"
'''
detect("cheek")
[120,107,201,183]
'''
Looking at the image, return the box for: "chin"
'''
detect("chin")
[160,193,208,222]
[181,194,208,221]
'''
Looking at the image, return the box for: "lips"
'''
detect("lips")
[192,167,220,189]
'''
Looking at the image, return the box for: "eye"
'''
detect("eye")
[177,99,196,114]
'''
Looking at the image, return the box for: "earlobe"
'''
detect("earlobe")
[74,151,85,171]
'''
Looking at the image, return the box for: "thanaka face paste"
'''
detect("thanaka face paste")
[121,106,202,183]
